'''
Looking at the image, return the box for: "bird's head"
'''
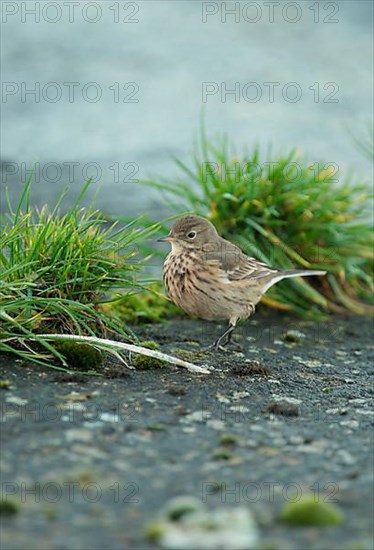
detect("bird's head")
[158,215,219,252]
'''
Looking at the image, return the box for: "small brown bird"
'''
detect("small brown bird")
[158,215,326,350]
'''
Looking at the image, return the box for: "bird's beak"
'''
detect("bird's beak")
[157,234,176,242]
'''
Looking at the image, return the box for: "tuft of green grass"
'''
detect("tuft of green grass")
[143,129,373,317]
[280,495,344,526]
[0,176,161,370]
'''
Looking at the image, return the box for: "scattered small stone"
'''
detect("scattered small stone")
[296,439,328,455]
[181,427,196,434]
[340,420,359,429]
[60,402,86,416]
[303,359,322,368]
[336,449,356,465]
[70,445,108,460]
[250,425,265,432]
[174,405,188,416]
[257,446,279,456]
[206,419,226,431]
[272,437,287,446]
[281,495,344,526]
[5,396,28,406]
[282,330,306,343]
[326,408,348,415]
[145,397,157,403]
[99,412,119,423]
[232,391,250,400]
[288,435,304,445]
[267,397,301,417]
[154,500,258,549]
[181,411,209,423]
[264,348,278,354]
[229,405,250,414]
[62,392,91,402]
[215,393,231,403]
[356,409,374,416]
[65,429,93,443]
[246,439,260,449]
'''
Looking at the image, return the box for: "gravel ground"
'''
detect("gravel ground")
[1,311,373,550]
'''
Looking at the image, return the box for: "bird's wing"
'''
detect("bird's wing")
[226,256,279,281]
[203,238,279,281]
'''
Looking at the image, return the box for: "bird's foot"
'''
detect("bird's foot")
[201,343,228,353]
[225,342,243,353]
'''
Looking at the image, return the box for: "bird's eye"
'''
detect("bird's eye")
[187,231,196,239]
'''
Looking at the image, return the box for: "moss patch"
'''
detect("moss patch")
[133,341,167,370]
[282,330,306,343]
[103,286,179,324]
[54,342,103,372]
[165,496,203,521]
[280,495,344,526]
[145,521,165,542]
[212,448,233,460]
[146,423,167,431]
[0,499,19,516]
[219,433,239,446]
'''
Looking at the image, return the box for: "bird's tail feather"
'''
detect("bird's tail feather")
[281,269,327,279]
[262,269,326,293]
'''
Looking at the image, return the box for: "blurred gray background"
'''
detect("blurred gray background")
[1,0,373,218]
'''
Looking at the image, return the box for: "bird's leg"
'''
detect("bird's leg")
[224,328,234,346]
[203,323,236,352]
[220,323,243,351]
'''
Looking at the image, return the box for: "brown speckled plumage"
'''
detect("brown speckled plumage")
[159,216,326,350]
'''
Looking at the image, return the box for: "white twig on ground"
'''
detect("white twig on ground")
[39,334,211,374]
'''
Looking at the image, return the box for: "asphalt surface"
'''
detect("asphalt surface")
[1,311,373,549]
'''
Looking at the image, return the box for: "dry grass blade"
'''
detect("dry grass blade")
[34,334,211,374]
